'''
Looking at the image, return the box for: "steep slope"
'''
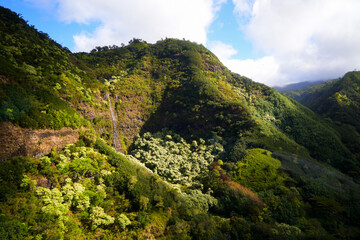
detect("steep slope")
[0,7,95,129]
[76,39,358,175]
[313,72,360,132]
[283,72,360,132]
[1,6,360,239]
[282,72,360,173]
[0,7,120,158]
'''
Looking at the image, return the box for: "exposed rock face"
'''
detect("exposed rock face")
[117,94,147,150]
[0,122,79,160]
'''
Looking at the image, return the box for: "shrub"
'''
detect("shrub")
[131,130,223,186]
[233,148,284,191]
[117,213,131,229]
[89,206,114,229]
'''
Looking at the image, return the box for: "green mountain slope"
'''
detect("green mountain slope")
[1,6,360,239]
[282,73,360,173]
[281,79,336,102]
[0,7,104,130]
[283,72,360,132]
[76,38,358,175]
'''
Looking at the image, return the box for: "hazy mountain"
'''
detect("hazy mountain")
[273,80,327,92]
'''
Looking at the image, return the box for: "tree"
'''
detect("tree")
[89,206,114,229]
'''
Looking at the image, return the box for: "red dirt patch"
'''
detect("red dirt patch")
[212,162,264,205]
[0,122,80,160]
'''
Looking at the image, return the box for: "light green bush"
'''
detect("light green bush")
[36,187,69,217]
[117,214,131,229]
[131,130,223,186]
[89,206,114,229]
[61,178,90,211]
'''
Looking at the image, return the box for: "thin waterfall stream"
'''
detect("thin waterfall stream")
[107,93,121,152]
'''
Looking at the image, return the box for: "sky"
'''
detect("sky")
[1,0,360,86]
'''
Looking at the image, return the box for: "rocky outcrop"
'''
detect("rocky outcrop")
[0,122,80,160]
[117,94,148,150]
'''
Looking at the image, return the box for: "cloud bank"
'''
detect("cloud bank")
[224,0,360,85]
[30,0,225,52]
[209,41,280,86]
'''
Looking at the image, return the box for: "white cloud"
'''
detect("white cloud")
[209,41,280,86]
[226,57,280,86]
[208,41,238,60]
[232,0,253,16]
[230,0,360,85]
[28,0,226,52]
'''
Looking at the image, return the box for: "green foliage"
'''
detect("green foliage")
[229,139,248,162]
[189,214,229,240]
[233,148,284,191]
[285,72,360,132]
[36,187,69,217]
[0,145,119,238]
[0,157,26,201]
[271,222,302,240]
[190,190,218,212]
[0,214,29,240]
[0,7,100,130]
[234,80,358,175]
[309,196,345,216]
[62,178,91,211]
[89,206,114,229]
[283,72,360,176]
[116,213,131,229]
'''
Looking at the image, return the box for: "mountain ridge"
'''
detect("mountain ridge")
[273,79,328,92]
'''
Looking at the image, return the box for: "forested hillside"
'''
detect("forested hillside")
[282,73,360,173]
[283,72,360,132]
[1,6,360,239]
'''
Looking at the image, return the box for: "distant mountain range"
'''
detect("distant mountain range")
[282,73,360,132]
[273,80,328,92]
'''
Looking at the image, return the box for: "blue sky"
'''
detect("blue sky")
[1,0,360,86]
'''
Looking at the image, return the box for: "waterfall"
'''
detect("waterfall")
[107,93,121,152]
